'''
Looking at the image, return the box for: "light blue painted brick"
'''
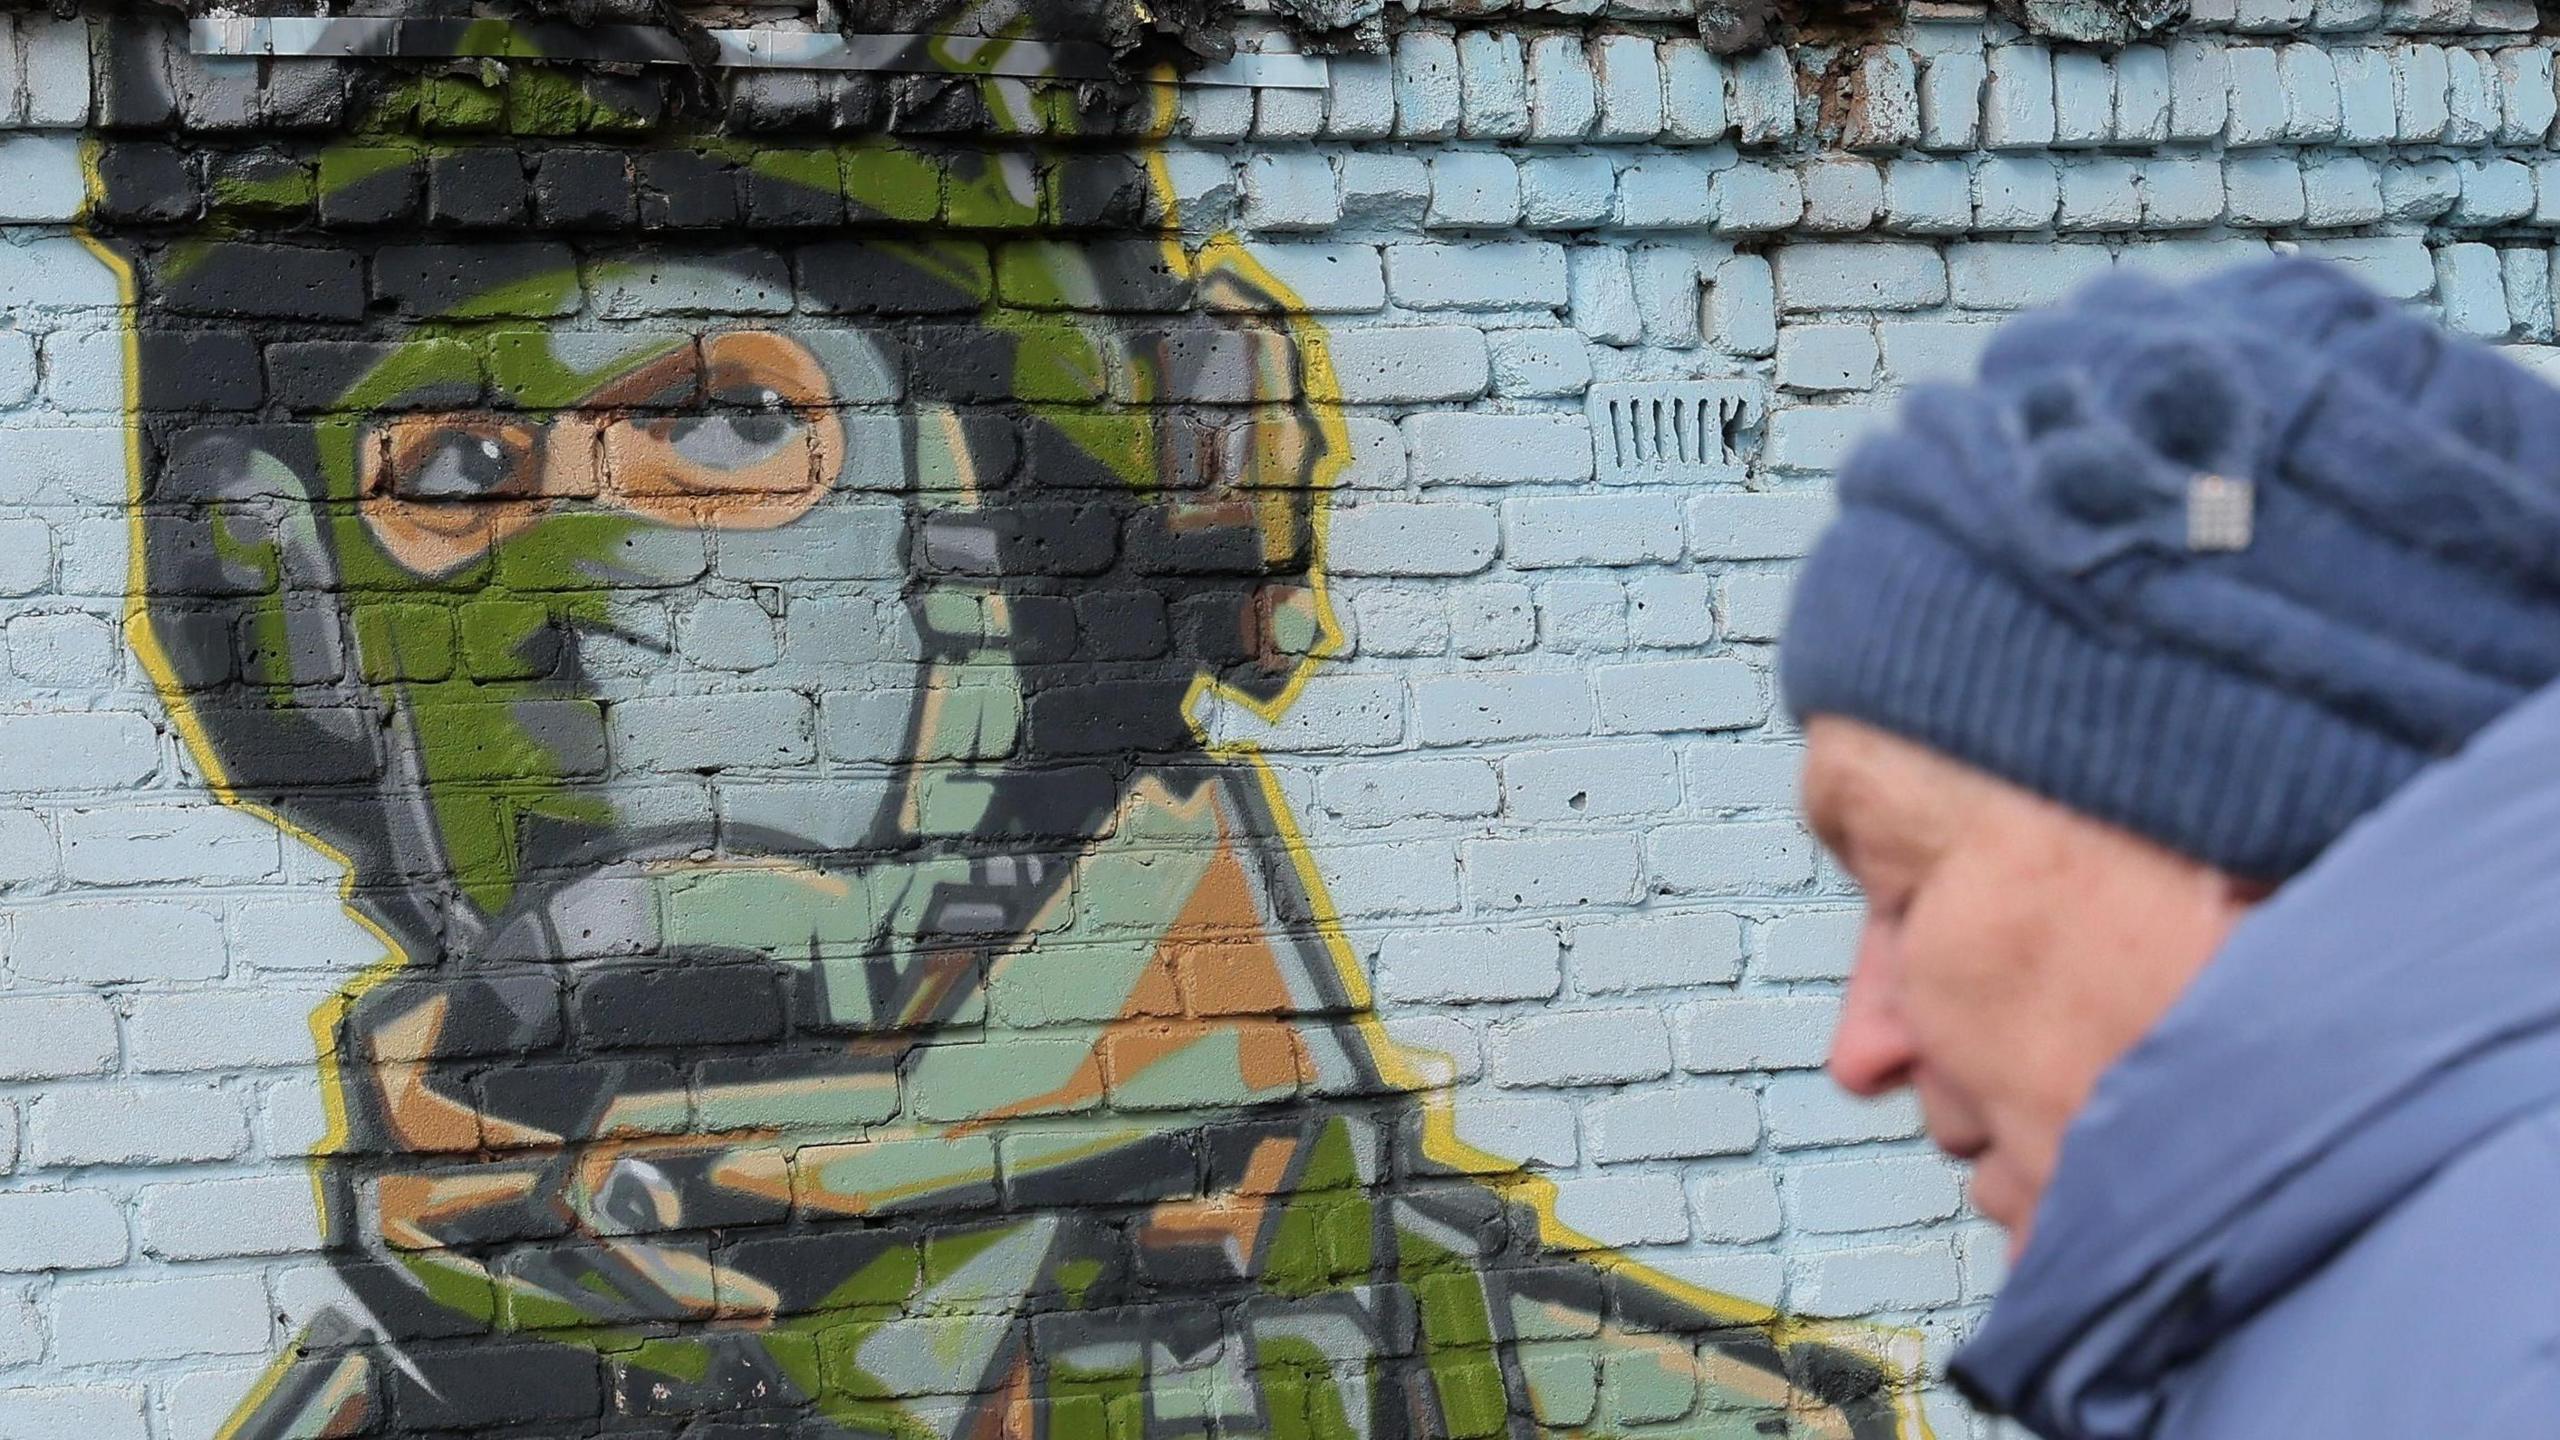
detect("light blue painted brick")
[29,1082,249,1167]
[1502,740,1679,822]
[2381,156,2458,221]
[1587,1084,1759,1163]
[0,1386,146,1440]
[1593,657,1763,735]
[1709,252,1778,357]
[1254,83,1325,140]
[1795,1241,1963,1314]
[0,426,129,505]
[1774,241,1946,312]
[1882,157,1972,233]
[2297,153,2382,228]
[20,17,92,127]
[1729,48,1798,144]
[2051,51,2113,145]
[2223,153,2306,225]
[1766,1072,1926,1146]
[60,803,280,885]
[2236,0,2316,26]
[2536,158,2560,224]
[1393,31,1463,138]
[1451,581,1538,658]
[50,1271,272,1364]
[1569,909,1744,991]
[1629,572,1717,648]
[2299,235,2436,299]
[1325,324,1489,403]
[1490,329,1592,399]
[1801,157,1883,232]
[1616,154,1717,228]
[1918,50,1986,149]
[1662,39,1730,142]
[1972,155,2060,230]
[227,896,374,974]
[125,989,337,1074]
[1841,47,1919,150]
[0,1287,38,1364]
[1678,994,1836,1071]
[2439,241,2511,338]
[1181,84,1255,141]
[1766,406,1877,473]
[0,333,34,409]
[1536,578,1629,652]
[1551,1172,1692,1247]
[1380,923,1562,1003]
[1710,162,1802,233]
[1427,151,1520,227]
[1405,412,1591,484]
[2112,44,2171,141]
[0,135,83,222]
[2223,47,2286,144]
[2498,46,2556,143]
[1961,1224,2011,1299]
[1458,30,1530,138]
[1243,243,1386,312]
[1157,148,1237,231]
[2332,48,2399,141]
[2058,158,2141,229]
[2446,47,2498,145]
[2454,157,2536,225]
[1522,154,1618,227]
[0,995,116,1082]
[0,235,120,315]
[1569,245,1642,345]
[1776,323,1878,393]
[1318,756,1497,826]
[1983,45,2055,149]
[2504,246,2552,342]
[1448,1095,1578,1167]
[1241,152,1339,231]
[1414,671,1590,744]
[1591,34,1664,141]
[1687,491,1835,558]
[1328,501,1498,577]
[1789,1156,1964,1234]
[0,808,56,886]
[1647,819,1818,894]
[1689,1166,1784,1243]
[1491,1006,1673,1087]
[1527,34,1597,141]
[1386,240,1567,310]
[1878,318,1997,386]
[2166,39,2230,140]
[1317,839,1462,917]
[136,1174,323,1260]
[1633,242,1709,346]
[2394,44,2451,141]
[7,610,119,687]
[1503,494,1682,567]
[1324,51,1395,138]
[1722,569,1792,642]
[1469,833,1646,911]
[2282,44,2343,140]
[1756,908,1862,981]
[13,898,224,985]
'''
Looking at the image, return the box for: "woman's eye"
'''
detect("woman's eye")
[664,390,804,471]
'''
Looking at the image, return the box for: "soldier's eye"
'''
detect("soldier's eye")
[410,431,523,499]
[665,390,804,472]
[375,416,541,503]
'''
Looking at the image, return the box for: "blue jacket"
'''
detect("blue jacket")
[1951,676,2560,1437]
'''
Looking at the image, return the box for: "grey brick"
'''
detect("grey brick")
[1329,502,1499,577]
[1587,1084,1759,1162]
[0,1190,126,1272]
[1183,84,1255,144]
[1380,924,1563,1003]
[1466,833,1644,910]
[1255,84,1325,140]
[609,691,813,771]
[1490,1007,1673,1087]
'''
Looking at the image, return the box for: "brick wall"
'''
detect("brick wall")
[0,4,2552,1437]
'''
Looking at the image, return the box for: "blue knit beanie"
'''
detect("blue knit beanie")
[1779,256,2560,879]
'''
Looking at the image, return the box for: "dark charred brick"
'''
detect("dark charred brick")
[373,242,580,319]
[318,147,422,228]
[266,339,481,414]
[389,1343,602,1429]
[151,242,366,322]
[573,963,785,1049]
[1075,591,1172,660]
[427,147,530,228]
[532,147,637,229]
[745,156,846,228]
[638,150,742,230]
[1007,594,1079,664]
[727,69,831,133]
[146,609,237,687]
[1023,679,1198,757]
[1050,154,1151,230]
[92,143,200,225]
[904,326,1019,404]
[796,239,990,315]
[825,73,890,131]
[892,74,991,134]
[136,331,261,411]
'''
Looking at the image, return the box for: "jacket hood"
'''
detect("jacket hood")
[1950,675,2560,1438]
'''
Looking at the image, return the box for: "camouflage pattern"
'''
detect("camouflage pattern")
[81,12,1927,1439]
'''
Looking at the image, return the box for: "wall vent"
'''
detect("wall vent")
[1586,379,1762,484]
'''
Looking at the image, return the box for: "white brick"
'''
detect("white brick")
[1592,658,1764,735]
[0,712,156,793]
[1756,909,1862,980]
[136,1174,326,1260]
[1766,406,1879,475]
[1918,51,1985,149]
[1708,252,1778,357]
[1324,325,1488,404]
[1503,495,1681,568]
[1591,34,1665,140]
[1878,319,1997,386]
[1526,34,1598,141]
[1492,1007,1673,1087]
[1686,492,1835,559]
[1774,242,1947,312]
[1458,30,1530,138]
[1800,157,1883,232]
[1689,1166,1783,1243]
[1237,243,1384,312]
[1414,671,1590,745]
[1426,151,1520,228]
[58,803,282,885]
[1522,155,1617,228]
[1679,994,1837,1071]
[1983,45,2055,148]
[1489,329,1592,399]
[1448,1094,1578,1168]
[1320,757,1499,828]
[124,989,333,1073]
[1662,39,1730,143]
[1729,49,1798,144]
[0,1387,146,1440]
[1385,240,1568,310]
[1241,152,1339,231]
[0,995,117,1080]
[1795,1241,1963,1315]
[1616,154,1717,229]
[1393,31,1463,138]
[1324,53,1395,138]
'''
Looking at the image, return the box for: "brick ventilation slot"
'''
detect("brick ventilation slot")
[1588,379,1762,484]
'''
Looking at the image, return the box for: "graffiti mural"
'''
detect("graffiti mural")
[82,11,1922,1437]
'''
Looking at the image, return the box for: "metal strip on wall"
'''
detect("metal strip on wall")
[188,17,1330,87]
